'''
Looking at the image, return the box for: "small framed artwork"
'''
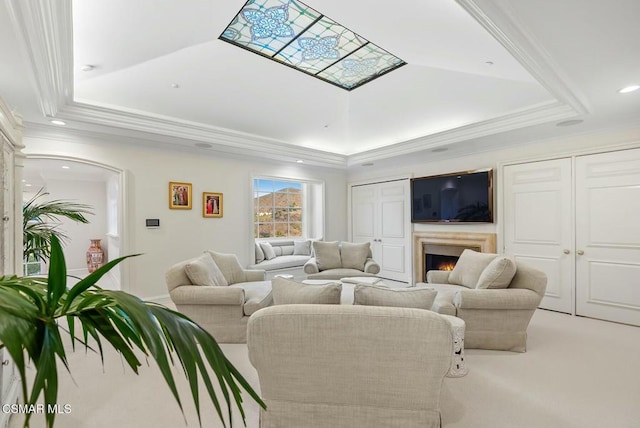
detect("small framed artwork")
[169,182,193,209]
[203,192,223,218]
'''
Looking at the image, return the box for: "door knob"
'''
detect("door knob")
[577,250,585,255]
[563,249,570,254]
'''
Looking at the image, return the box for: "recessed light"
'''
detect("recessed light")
[61,166,70,169]
[296,160,304,163]
[195,143,212,148]
[361,162,374,167]
[170,83,180,89]
[80,64,95,72]
[485,61,494,65]
[432,147,448,153]
[25,183,32,187]
[618,85,640,94]
[556,119,584,127]
[50,119,66,126]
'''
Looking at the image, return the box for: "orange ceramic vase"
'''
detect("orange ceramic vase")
[86,239,104,273]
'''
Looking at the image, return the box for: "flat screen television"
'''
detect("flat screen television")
[411,169,493,223]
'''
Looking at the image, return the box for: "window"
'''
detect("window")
[254,178,304,238]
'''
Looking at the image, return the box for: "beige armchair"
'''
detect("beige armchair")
[423,250,547,352]
[166,251,272,343]
[304,241,380,279]
[247,304,453,428]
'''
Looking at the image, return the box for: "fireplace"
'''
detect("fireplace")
[413,232,496,283]
[424,242,477,272]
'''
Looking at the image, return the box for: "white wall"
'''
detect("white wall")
[42,179,108,271]
[348,127,640,244]
[22,135,349,299]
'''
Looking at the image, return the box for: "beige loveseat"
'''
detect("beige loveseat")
[304,241,380,280]
[166,251,272,343]
[248,239,313,278]
[421,250,547,352]
[248,304,453,428]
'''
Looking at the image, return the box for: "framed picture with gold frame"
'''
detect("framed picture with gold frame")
[169,182,192,209]
[203,192,223,218]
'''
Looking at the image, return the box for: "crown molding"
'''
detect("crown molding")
[56,102,347,167]
[22,121,348,169]
[456,0,590,115]
[347,100,576,166]
[0,96,25,148]
[5,0,73,118]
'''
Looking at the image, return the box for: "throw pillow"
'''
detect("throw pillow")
[476,255,517,289]
[354,285,437,310]
[255,242,265,263]
[184,253,228,286]
[206,250,246,284]
[271,277,342,305]
[312,241,342,271]
[293,240,312,256]
[448,249,497,288]
[259,242,277,260]
[340,241,370,271]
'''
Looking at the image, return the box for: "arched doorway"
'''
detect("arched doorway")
[22,155,129,290]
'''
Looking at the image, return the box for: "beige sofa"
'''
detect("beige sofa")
[166,251,272,343]
[248,304,453,428]
[304,241,380,279]
[422,250,547,352]
[249,239,313,278]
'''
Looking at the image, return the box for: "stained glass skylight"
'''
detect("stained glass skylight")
[219,0,406,90]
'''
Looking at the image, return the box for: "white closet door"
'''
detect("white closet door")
[352,180,410,282]
[503,158,574,313]
[575,148,640,326]
[377,181,410,281]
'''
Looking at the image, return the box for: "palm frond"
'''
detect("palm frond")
[0,235,265,428]
[22,188,94,263]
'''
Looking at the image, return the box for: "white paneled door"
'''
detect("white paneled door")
[352,180,410,282]
[503,158,574,313]
[575,149,640,326]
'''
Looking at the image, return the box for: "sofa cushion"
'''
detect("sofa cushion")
[294,240,312,256]
[206,251,247,285]
[448,249,497,288]
[255,242,265,263]
[340,241,370,271]
[313,241,342,271]
[229,281,273,315]
[476,255,517,289]
[184,253,228,286]
[272,276,342,305]
[354,285,437,310]
[306,269,378,280]
[249,255,310,271]
[260,242,277,260]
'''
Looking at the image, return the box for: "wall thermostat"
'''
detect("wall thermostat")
[145,219,160,228]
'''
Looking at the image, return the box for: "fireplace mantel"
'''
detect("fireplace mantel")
[413,231,496,283]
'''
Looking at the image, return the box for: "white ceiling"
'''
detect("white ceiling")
[1,0,639,168]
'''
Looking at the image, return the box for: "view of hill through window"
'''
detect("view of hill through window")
[254,179,303,238]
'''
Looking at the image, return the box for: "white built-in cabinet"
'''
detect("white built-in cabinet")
[0,96,24,427]
[351,179,411,283]
[502,147,640,326]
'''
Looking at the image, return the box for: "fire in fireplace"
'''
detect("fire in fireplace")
[423,243,481,279]
[426,254,459,272]
[426,254,458,271]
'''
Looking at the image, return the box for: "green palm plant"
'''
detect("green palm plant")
[0,235,264,428]
[23,189,93,263]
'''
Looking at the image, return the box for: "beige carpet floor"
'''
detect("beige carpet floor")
[9,306,640,428]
